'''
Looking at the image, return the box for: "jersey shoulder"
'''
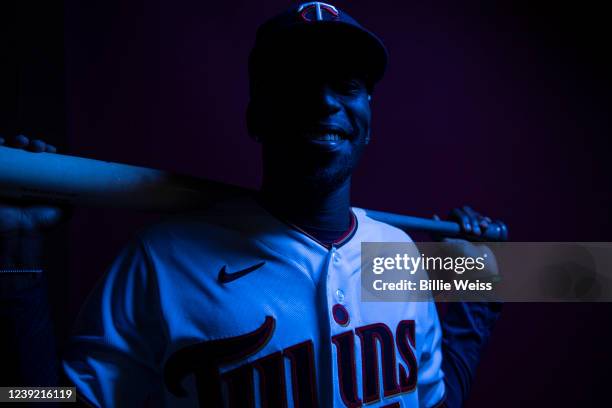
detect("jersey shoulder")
[136,195,268,248]
[122,196,279,289]
[351,207,414,243]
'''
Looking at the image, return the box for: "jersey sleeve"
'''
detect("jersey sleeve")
[62,237,167,407]
[441,302,503,407]
[417,300,446,407]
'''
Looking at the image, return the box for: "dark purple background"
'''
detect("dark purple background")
[58,1,612,406]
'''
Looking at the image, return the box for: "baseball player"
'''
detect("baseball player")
[0,3,503,407]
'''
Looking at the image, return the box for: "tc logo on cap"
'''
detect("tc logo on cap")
[298,2,339,22]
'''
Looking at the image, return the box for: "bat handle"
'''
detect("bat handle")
[364,209,507,241]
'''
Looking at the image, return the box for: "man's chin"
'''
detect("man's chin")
[299,166,353,196]
[262,141,363,194]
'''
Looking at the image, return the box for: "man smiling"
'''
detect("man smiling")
[249,4,386,246]
[0,2,503,407]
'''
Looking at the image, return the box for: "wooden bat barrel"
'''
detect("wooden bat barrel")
[0,145,502,239]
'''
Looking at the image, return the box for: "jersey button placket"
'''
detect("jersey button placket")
[329,246,346,315]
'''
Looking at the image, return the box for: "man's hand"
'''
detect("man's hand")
[444,205,508,242]
[0,135,66,288]
[0,135,64,235]
[435,207,507,406]
[433,206,508,281]
[0,136,65,384]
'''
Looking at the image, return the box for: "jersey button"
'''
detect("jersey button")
[333,252,341,264]
[336,289,345,303]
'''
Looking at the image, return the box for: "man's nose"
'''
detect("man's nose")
[315,85,341,116]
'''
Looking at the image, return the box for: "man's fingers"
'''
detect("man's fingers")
[29,206,64,229]
[28,139,47,153]
[480,216,491,232]
[462,205,477,217]
[2,135,57,153]
[470,215,482,236]
[8,134,29,148]
[447,206,507,241]
[450,208,472,233]
[461,206,494,237]
[496,220,509,241]
[479,218,490,229]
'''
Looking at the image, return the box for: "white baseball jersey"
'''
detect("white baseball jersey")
[63,196,445,407]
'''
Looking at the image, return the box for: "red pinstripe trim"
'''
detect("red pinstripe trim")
[286,210,358,250]
[332,210,357,246]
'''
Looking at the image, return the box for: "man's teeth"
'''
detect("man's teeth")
[308,133,342,141]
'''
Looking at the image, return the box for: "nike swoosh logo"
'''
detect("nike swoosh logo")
[218,261,266,283]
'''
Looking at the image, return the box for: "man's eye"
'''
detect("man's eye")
[334,80,364,94]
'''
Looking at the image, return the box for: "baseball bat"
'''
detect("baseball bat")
[0,145,465,236]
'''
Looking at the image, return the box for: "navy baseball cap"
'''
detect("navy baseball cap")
[249,2,388,93]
